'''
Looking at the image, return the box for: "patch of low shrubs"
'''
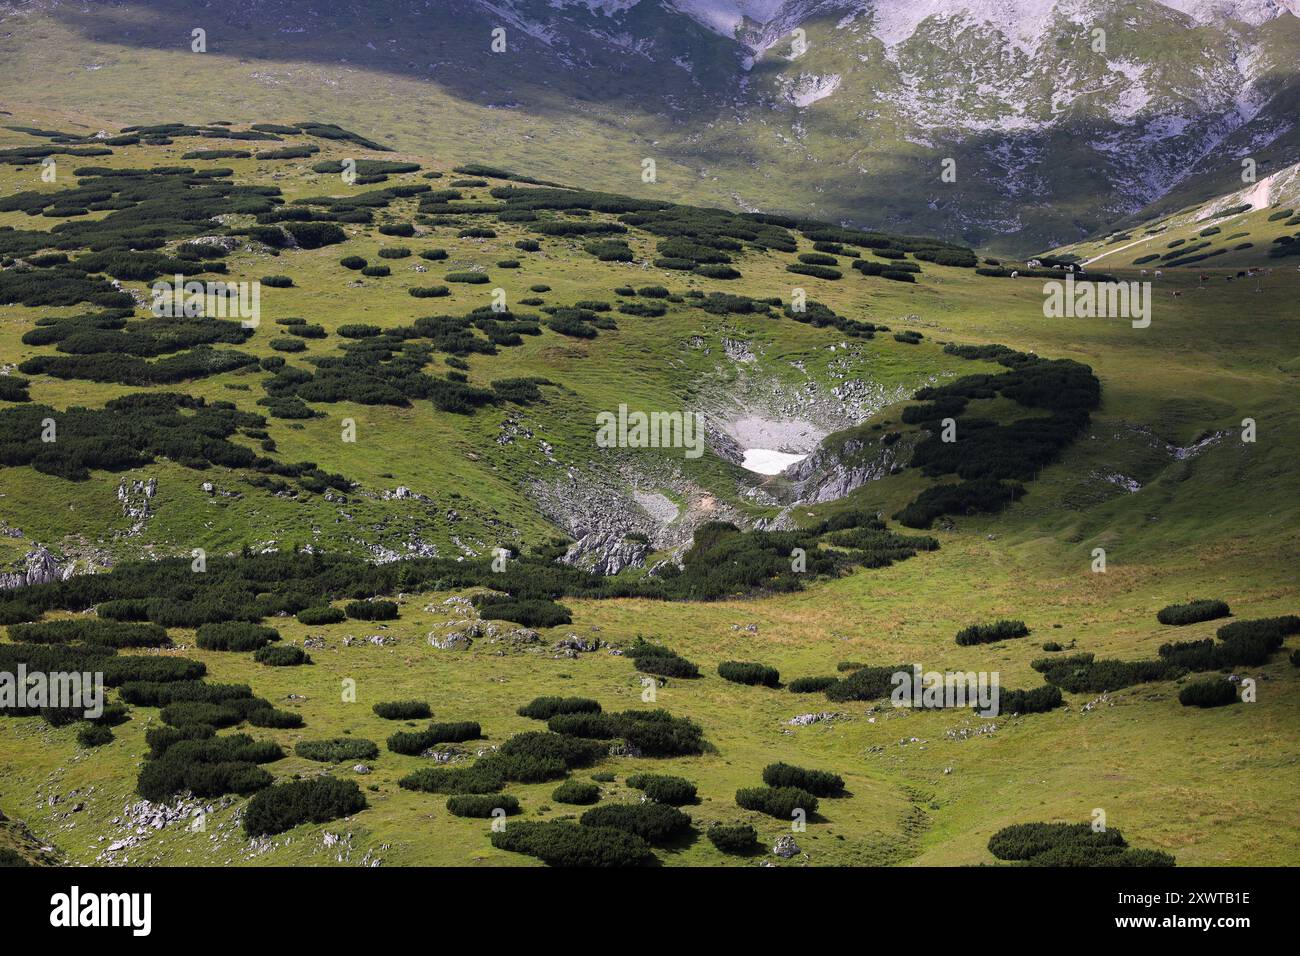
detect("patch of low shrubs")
[552,780,601,805]
[1178,678,1238,708]
[294,738,379,762]
[1032,652,1182,693]
[373,700,431,720]
[386,721,482,755]
[625,773,696,806]
[824,664,908,702]
[447,794,521,818]
[517,696,601,720]
[627,637,699,678]
[988,821,1174,867]
[955,620,1029,645]
[76,722,114,747]
[196,622,280,651]
[296,606,345,625]
[761,762,844,796]
[1157,599,1230,626]
[579,803,692,845]
[399,763,504,794]
[242,776,367,837]
[490,820,655,867]
[735,786,818,819]
[547,709,705,757]
[717,660,780,687]
[253,644,309,666]
[344,600,398,621]
[995,684,1063,715]
[707,822,758,854]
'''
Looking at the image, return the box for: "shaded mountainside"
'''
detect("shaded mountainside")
[1,0,1299,253]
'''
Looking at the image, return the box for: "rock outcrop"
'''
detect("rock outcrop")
[0,546,75,591]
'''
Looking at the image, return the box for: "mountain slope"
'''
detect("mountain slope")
[2,0,1298,253]
[1,114,1297,869]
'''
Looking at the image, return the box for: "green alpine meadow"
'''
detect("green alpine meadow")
[0,1,1297,896]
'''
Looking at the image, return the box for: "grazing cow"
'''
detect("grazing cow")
[1010,270,1019,278]
[1154,270,1163,279]
[1172,290,1182,298]
[1237,271,1246,278]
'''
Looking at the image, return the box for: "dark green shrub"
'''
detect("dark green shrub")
[242,776,367,836]
[377,247,410,259]
[360,265,390,277]
[409,285,450,298]
[490,820,654,867]
[1215,616,1300,643]
[955,620,1029,645]
[399,764,503,794]
[387,721,482,755]
[76,722,114,747]
[295,738,379,762]
[344,599,398,621]
[547,709,705,757]
[988,821,1125,861]
[296,606,345,625]
[1157,600,1230,626]
[283,222,346,248]
[824,665,908,702]
[340,256,366,270]
[254,644,309,666]
[472,595,569,628]
[446,794,520,818]
[490,731,606,775]
[786,263,840,280]
[718,660,780,687]
[1027,845,1176,866]
[552,780,601,805]
[625,773,696,805]
[627,638,699,678]
[707,822,758,854]
[517,696,602,720]
[735,786,818,819]
[9,619,170,648]
[995,685,1063,714]
[761,762,844,796]
[1034,654,1182,693]
[196,621,280,651]
[694,264,742,279]
[373,700,431,720]
[247,707,304,729]
[144,723,215,759]
[1178,679,1238,708]
[446,271,489,284]
[579,803,691,845]
[261,275,293,288]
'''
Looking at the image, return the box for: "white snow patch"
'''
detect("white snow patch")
[742,449,808,474]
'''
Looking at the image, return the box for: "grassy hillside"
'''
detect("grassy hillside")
[1048,163,1300,271]
[4,0,1299,255]
[0,114,1297,868]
